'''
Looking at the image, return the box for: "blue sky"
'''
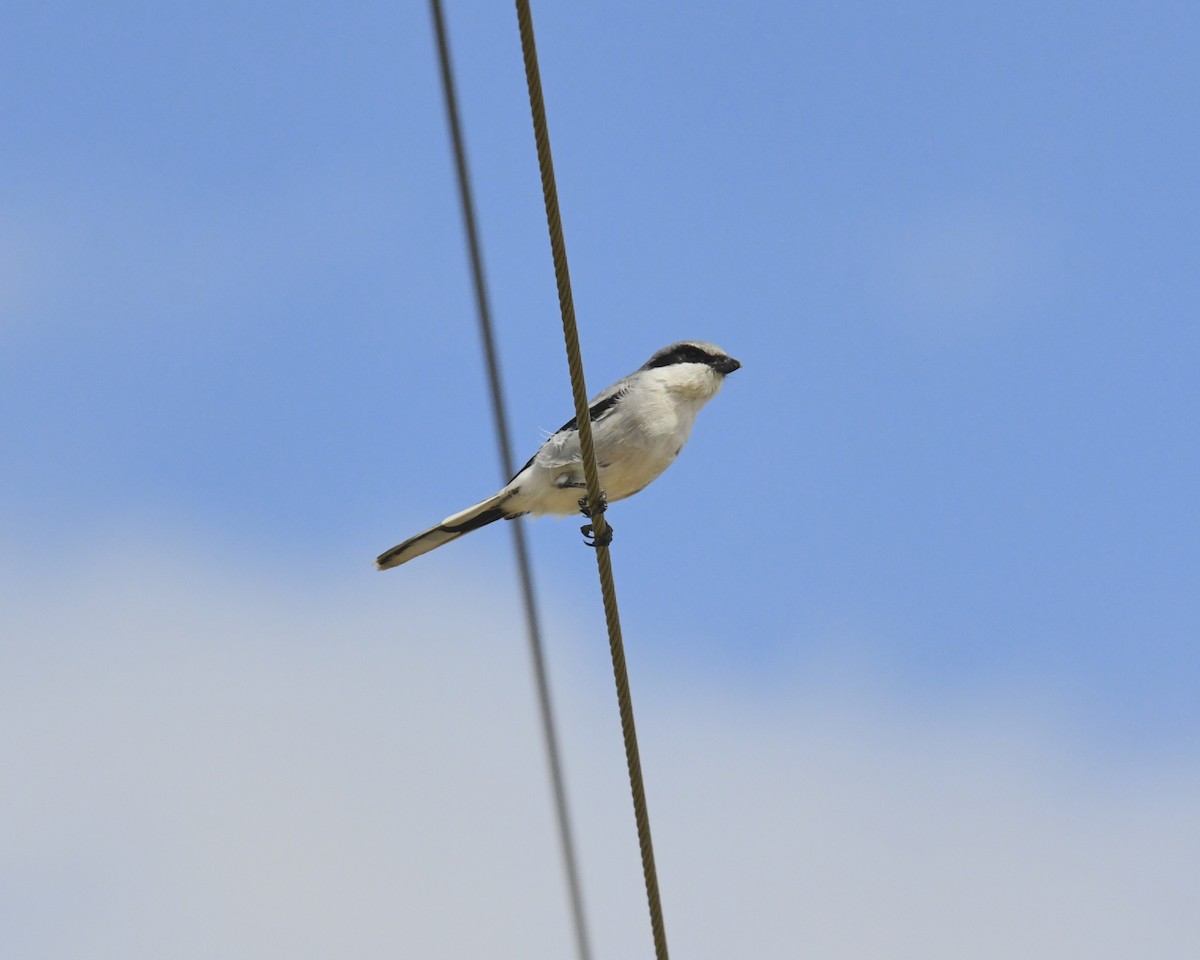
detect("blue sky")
[3,2,1198,955]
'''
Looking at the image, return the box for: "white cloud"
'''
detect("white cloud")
[2,537,1197,959]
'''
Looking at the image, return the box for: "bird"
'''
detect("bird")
[375,340,741,569]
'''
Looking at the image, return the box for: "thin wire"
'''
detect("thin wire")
[428,4,593,959]
[514,3,670,958]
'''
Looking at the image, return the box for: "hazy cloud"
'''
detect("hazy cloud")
[864,197,1064,339]
[2,538,1196,958]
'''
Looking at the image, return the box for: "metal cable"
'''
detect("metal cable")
[428,3,593,958]
[514,3,670,958]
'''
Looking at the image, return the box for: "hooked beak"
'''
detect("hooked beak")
[716,356,742,375]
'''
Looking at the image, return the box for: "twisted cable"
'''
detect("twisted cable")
[516,3,670,957]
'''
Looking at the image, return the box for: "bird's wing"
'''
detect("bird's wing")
[510,378,630,477]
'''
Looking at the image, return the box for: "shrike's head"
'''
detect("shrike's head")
[641,341,741,401]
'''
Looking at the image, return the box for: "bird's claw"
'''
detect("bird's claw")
[579,492,612,547]
[581,521,614,548]
[577,491,609,518]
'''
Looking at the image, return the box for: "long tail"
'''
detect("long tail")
[375,494,509,570]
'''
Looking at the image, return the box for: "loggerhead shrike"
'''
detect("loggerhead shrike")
[375,340,740,569]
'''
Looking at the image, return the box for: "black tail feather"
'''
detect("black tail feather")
[440,506,507,534]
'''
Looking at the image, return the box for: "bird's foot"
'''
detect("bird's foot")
[581,520,614,548]
[577,491,609,518]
